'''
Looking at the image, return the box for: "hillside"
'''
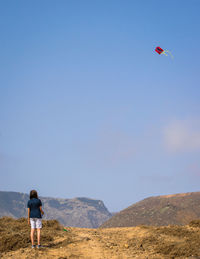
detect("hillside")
[1,217,200,258]
[101,192,200,228]
[0,191,111,228]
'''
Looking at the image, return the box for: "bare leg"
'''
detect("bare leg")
[37,228,41,245]
[30,228,35,246]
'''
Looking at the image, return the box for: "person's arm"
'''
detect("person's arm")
[28,208,30,225]
[39,199,44,216]
[40,206,44,216]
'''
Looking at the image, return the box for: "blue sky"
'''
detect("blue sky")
[1,0,200,212]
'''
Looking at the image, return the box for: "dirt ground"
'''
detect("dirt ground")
[1,217,200,259]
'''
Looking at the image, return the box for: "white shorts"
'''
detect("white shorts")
[30,218,42,229]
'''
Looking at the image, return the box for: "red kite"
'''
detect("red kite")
[155,46,173,59]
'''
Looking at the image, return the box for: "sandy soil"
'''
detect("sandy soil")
[1,217,200,258]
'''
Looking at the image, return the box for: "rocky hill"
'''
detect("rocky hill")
[100,192,200,228]
[0,191,112,228]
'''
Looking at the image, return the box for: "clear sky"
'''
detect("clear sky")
[1,0,200,212]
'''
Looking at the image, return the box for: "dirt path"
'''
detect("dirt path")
[0,227,162,259]
[1,221,200,258]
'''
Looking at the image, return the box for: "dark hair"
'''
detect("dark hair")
[30,190,38,199]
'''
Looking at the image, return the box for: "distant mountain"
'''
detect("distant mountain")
[0,191,112,228]
[100,192,200,228]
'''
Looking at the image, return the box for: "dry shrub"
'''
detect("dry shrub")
[0,217,70,253]
[43,219,62,230]
[189,219,200,228]
[153,225,192,238]
[139,225,200,257]
[153,238,200,257]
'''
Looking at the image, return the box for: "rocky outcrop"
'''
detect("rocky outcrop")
[0,191,112,228]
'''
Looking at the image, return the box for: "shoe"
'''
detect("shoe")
[32,245,36,248]
[37,245,42,248]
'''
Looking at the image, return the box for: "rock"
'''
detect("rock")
[124,244,129,248]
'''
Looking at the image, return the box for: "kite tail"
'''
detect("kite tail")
[163,50,174,59]
[162,51,168,56]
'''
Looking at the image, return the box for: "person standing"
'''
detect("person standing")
[27,190,44,248]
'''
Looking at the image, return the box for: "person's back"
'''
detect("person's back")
[27,198,42,219]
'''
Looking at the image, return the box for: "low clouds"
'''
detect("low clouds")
[163,119,200,152]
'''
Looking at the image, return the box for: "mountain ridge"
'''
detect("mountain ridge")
[0,191,112,228]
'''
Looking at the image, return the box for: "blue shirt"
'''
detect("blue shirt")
[27,198,42,218]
